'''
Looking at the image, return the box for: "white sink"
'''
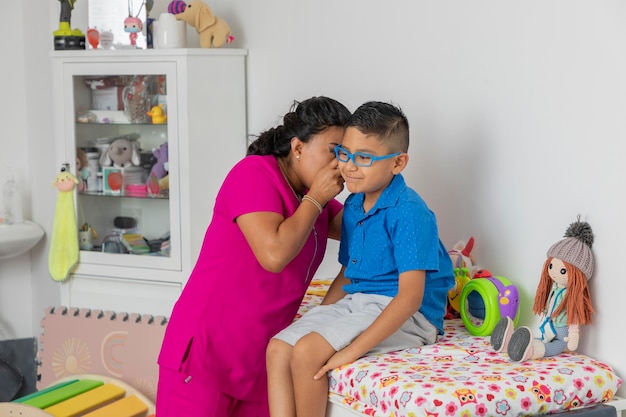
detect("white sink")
[0,221,45,260]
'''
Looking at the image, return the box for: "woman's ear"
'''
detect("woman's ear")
[392,153,409,175]
[290,137,303,158]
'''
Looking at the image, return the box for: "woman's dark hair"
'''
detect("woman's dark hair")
[247,96,351,156]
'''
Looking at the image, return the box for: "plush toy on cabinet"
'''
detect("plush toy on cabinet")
[147,142,169,194]
[75,148,89,192]
[100,138,141,168]
[168,0,234,48]
[490,217,595,362]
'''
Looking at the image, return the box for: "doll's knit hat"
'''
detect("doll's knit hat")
[546,217,594,280]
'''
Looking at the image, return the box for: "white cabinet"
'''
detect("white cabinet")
[51,49,247,316]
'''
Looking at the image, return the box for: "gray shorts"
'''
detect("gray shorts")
[274,293,438,354]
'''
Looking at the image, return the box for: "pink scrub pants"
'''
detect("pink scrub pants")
[156,360,269,417]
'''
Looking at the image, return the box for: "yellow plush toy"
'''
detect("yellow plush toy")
[48,166,79,282]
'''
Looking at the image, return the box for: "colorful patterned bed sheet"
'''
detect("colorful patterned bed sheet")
[295,278,333,320]
[297,279,623,417]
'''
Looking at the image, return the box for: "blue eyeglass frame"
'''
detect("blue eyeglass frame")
[333,145,402,167]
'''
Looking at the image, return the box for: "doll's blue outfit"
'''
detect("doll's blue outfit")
[538,283,568,357]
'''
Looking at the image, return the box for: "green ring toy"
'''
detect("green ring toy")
[459,275,520,336]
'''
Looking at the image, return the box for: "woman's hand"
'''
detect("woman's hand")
[307,158,344,206]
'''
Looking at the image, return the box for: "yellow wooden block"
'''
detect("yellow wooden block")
[44,383,125,417]
[81,395,148,417]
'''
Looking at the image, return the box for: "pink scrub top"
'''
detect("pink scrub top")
[158,155,342,401]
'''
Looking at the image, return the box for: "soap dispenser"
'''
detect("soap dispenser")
[2,168,23,224]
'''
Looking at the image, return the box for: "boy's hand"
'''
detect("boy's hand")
[313,348,358,380]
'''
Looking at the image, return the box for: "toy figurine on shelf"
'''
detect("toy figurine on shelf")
[53,0,85,50]
[124,17,142,47]
[75,148,89,192]
[145,0,155,48]
[147,104,167,124]
[124,0,146,47]
[87,28,100,49]
[99,30,114,49]
[168,0,234,48]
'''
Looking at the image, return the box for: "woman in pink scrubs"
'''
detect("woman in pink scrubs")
[156,96,351,417]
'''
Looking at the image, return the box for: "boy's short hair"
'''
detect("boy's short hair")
[346,101,409,153]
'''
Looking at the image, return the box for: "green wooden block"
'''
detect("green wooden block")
[13,379,79,403]
[21,379,103,409]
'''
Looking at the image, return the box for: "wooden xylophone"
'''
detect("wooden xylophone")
[0,374,155,417]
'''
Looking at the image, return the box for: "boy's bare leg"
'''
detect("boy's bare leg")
[291,332,337,417]
[266,338,297,417]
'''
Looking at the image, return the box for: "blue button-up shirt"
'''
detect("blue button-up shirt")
[339,174,454,333]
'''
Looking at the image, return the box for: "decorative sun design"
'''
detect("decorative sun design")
[51,337,92,378]
[133,377,157,402]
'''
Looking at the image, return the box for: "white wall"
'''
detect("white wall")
[220,1,626,395]
[4,0,624,396]
[0,2,36,341]
[0,1,63,341]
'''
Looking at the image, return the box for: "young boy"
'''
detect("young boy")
[266,101,455,417]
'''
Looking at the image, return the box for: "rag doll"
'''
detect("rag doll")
[490,218,595,362]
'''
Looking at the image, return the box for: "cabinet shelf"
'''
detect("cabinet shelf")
[77,121,168,126]
[77,112,168,126]
[78,191,169,200]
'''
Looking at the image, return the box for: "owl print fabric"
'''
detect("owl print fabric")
[297,280,621,417]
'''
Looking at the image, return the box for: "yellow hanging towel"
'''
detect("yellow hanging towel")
[48,167,79,282]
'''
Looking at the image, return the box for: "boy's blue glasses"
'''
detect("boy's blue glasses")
[334,145,401,167]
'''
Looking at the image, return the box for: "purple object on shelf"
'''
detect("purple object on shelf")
[168,0,186,14]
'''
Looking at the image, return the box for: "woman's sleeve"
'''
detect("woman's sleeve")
[219,158,284,221]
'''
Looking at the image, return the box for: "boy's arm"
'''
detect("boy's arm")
[314,269,425,379]
[321,266,349,305]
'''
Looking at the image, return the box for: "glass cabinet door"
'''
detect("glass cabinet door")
[62,61,181,274]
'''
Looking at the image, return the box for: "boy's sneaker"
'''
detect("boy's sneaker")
[490,317,514,353]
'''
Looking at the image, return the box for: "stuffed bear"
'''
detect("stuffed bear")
[100,138,141,168]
